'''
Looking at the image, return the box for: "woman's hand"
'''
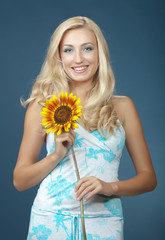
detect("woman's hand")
[54,128,76,161]
[74,176,115,202]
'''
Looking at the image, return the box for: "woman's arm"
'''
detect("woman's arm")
[112,96,157,196]
[13,99,76,192]
[75,96,157,201]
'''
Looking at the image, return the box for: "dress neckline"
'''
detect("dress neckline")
[76,121,126,139]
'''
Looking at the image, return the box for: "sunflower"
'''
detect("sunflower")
[40,92,82,135]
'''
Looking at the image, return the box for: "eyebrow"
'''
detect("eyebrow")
[62,42,95,47]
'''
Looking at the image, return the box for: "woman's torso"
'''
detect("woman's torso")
[33,121,125,217]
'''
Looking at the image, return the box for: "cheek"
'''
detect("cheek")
[86,52,99,65]
[61,54,73,67]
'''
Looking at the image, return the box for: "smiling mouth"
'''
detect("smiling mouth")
[72,65,88,73]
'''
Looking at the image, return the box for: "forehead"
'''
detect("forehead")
[60,28,97,46]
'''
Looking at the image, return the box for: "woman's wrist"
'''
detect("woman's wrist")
[110,181,119,196]
[102,181,119,196]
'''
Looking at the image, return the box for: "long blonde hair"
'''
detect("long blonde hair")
[22,16,119,136]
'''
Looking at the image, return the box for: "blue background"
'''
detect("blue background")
[0,0,164,239]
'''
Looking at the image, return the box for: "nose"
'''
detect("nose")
[74,49,83,64]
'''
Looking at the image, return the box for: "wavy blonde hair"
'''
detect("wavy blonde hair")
[22,16,119,136]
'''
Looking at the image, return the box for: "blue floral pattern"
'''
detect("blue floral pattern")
[46,175,74,205]
[28,225,52,240]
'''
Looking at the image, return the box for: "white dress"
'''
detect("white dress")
[27,122,125,240]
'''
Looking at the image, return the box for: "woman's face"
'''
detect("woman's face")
[60,28,99,86]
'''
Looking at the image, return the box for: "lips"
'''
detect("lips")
[72,65,88,73]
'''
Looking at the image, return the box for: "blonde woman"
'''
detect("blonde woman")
[13,16,157,240]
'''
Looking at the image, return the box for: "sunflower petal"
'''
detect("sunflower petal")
[71,115,80,121]
[57,125,63,135]
[51,126,59,133]
[42,121,51,127]
[40,111,54,118]
[63,92,68,106]
[71,98,81,109]
[46,124,58,133]
[40,108,55,117]
[71,121,79,128]
[64,122,71,132]
[73,105,82,111]
[46,126,54,134]
[41,117,54,124]
[45,122,56,128]
[42,107,54,113]
[75,112,82,117]
[44,99,56,111]
[68,93,76,107]
[53,95,60,107]
[73,108,82,115]
[60,92,64,105]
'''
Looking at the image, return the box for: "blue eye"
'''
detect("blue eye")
[63,48,73,53]
[84,46,94,51]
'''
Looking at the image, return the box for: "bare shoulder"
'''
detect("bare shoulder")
[25,98,44,123]
[26,98,43,115]
[24,98,45,138]
[111,95,136,126]
[111,95,134,107]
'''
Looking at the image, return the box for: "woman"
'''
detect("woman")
[13,16,157,240]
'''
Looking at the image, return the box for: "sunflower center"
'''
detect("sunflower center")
[54,106,72,124]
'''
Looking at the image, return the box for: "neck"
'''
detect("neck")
[70,80,93,106]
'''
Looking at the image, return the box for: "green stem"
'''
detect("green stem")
[71,145,87,240]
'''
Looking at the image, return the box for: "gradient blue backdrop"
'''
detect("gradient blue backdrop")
[0,0,164,239]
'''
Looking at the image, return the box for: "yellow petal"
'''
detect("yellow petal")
[75,112,82,117]
[51,127,59,133]
[71,115,80,121]
[53,95,60,107]
[46,127,53,134]
[73,105,82,111]
[44,123,52,128]
[41,117,54,124]
[64,122,71,132]
[40,109,54,117]
[63,92,68,106]
[60,92,64,105]
[71,121,79,128]
[71,98,81,109]
[46,124,58,133]
[42,121,51,127]
[45,100,56,111]
[68,93,76,107]
[45,122,56,128]
[73,107,82,115]
[42,107,54,113]
[40,111,54,118]
[48,104,56,112]
[57,125,63,135]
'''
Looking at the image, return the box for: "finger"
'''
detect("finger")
[76,185,95,201]
[63,131,76,145]
[55,133,75,146]
[75,177,91,192]
[76,181,92,196]
[84,188,99,202]
[69,128,76,141]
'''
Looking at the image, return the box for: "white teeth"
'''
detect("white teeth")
[73,66,88,71]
